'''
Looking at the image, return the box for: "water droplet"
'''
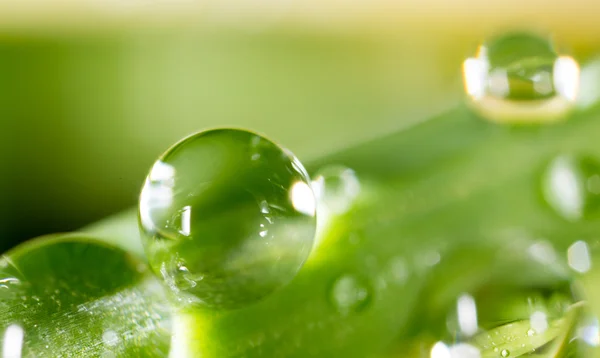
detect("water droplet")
[457,294,478,336]
[418,250,442,269]
[568,240,592,273]
[527,240,557,265]
[102,330,120,347]
[529,311,548,334]
[430,341,481,358]
[388,256,409,284]
[329,274,372,315]
[139,128,317,308]
[463,31,580,123]
[542,155,600,221]
[312,165,360,215]
[526,329,535,336]
[500,349,510,357]
[579,317,600,346]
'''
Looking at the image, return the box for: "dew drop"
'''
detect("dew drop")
[568,240,592,274]
[139,128,317,308]
[463,31,580,123]
[102,330,120,347]
[542,154,600,221]
[529,311,548,334]
[388,256,409,284]
[329,274,372,315]
[500,349,510,357]
[526,328,535,336]
[579,317,600,347]
[312,165,360,215]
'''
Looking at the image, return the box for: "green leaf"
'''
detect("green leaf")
[0,234,172,357]
[471,318,563,358]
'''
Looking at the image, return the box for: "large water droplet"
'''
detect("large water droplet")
[0,234,171,356]
[329,274,372,315]
[463,31,580,123]
[139,128,317,308]
[312,165,360,215]
[542,155,600,221]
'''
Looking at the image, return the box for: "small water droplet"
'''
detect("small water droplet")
[329,274,372,315]
[526,328,535,336]
[388,257,409,284]
[529,311,548,334]
[102,330,120,347]
[542,154,600,221]
[463,31,580,123]
[568,240,592,274]
[500,349,510,357]
[312,165,360,215]
[579,317,600,346]
[139,128,316,308]
[169,260,201,291]
[420,250,441,268]
[527,241,557,265]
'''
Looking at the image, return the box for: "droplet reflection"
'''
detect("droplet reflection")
[329,274,372,315]
[290,181,316,217]
[312,165,360,215]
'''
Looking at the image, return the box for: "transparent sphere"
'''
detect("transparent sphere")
[312,165,361,215]
[138,128,317,308]
[463,32,580,123]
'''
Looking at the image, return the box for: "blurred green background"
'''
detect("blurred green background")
[0,1,599,251]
